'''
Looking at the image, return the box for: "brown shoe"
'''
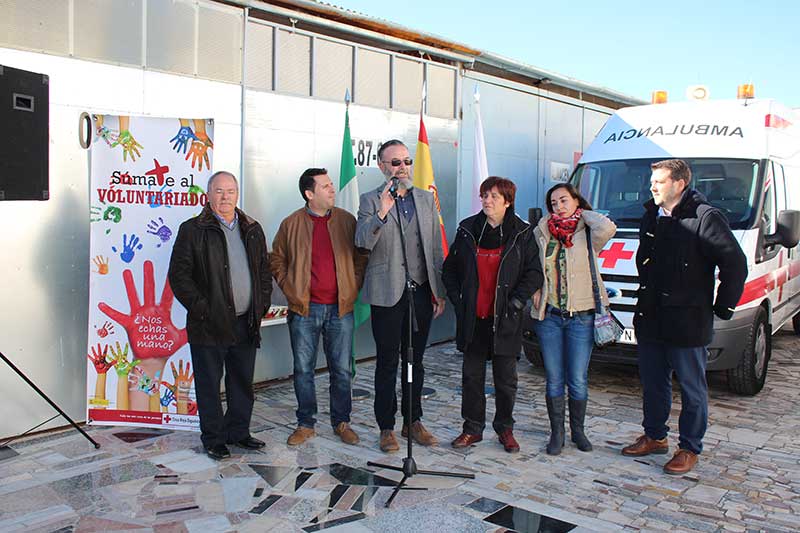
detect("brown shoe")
[379,430,400,452]
[497,429,520,453]
[287,426,315,446]
[621,435,669,457]
[451,432,483,449]
[334,422,359,445]
[663,449,698,475]
[401,421,439,446]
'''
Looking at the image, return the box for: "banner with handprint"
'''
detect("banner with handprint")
[86,114,214,431]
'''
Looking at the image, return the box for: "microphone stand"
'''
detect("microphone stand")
[367,186,474,508]
[0,349,100,449]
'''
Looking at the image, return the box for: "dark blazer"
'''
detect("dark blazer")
[634,188,747,347]
[442,212,543,356]
[168,204,272,347]
[355,184,445,306]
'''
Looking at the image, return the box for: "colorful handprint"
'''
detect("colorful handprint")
[159,382,176,412]
[186,131,213,172]
[171,360,195,415]
[112,130,144,162]
[103,206,123,224]
[88,343,114,402]
[109,341,140,411]
[88,343,113,374]
[96,321,115,338]
[170,125,198,154]
[146,218,172,246]
[129,367,161,395]
[94,115,118,146]
[112,233,143,263]
[110,341,140,376]
[92,255,109,275]
[96,125,118,146]
[148,183,173,209]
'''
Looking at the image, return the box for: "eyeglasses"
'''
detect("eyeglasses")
[381,158,413,167]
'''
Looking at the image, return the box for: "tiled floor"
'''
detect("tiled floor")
[1,328,799,532]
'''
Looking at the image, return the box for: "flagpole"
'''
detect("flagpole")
[414,79,438,400]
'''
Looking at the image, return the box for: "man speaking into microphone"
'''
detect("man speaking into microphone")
[355,139,446,453]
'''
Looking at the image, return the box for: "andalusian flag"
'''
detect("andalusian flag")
[413,113,449,256]
[337,96,369,376]
[337,98,359,215]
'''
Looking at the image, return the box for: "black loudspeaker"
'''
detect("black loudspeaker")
[0,65,49,201]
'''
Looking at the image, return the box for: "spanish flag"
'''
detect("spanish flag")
[413,114,449,257]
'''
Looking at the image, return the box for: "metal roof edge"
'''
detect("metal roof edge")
[225,0,646,107]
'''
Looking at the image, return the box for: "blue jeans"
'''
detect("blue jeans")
[637,341,708,454]
[532,306,595,400]
[287,303,354,428]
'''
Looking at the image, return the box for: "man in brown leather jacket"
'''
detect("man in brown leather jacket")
[270,168,368,446]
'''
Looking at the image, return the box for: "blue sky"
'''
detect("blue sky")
[330,0,799,107]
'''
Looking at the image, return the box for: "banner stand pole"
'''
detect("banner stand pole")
[0,349,100,449]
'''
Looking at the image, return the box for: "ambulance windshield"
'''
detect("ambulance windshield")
[572,158,760,230]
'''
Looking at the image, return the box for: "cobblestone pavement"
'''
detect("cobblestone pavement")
[0,328,797,532]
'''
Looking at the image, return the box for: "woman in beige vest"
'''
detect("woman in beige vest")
[531,184,616,455]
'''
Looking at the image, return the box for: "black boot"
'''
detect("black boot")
[545,396,565,455]
[569,398,593,452]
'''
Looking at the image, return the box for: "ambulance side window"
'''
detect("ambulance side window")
[763,163,777,236]
[774,163,787,213]
[783,164,800,259]
[756,162,780,263]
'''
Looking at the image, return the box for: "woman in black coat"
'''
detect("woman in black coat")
[442,176,543,453]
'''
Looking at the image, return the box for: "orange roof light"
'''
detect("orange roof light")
[651,90,668,104]
[737,83,755,99]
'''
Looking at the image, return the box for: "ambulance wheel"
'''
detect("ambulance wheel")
[727,306,770,396]
[793,312,800,335]
[523,345,544,367]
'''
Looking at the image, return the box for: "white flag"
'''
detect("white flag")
[472,85,489,214]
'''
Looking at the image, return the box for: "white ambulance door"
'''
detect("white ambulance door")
[776,162,800,322]
[765,162,791,327]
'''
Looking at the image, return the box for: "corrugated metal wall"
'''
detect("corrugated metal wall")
[458,73,612,221]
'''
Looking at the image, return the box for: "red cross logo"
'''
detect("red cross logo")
[599,242,633,268]
[163,415,172,424]
[145,158,170,185]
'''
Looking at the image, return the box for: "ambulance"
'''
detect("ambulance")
[522,92,800,395]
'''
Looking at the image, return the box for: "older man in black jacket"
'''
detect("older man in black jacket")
[168,171,272,460]
[622,159,747,476]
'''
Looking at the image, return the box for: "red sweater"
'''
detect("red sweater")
[309,213,338,304]
[476,246,503,319]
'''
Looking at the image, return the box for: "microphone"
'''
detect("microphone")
[388,177,399,199]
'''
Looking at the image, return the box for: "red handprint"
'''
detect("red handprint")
[88,343,114,374]
[96,321,115,338]
[88,343,113,402]
[98,260,187,360]
[99,260,188,412]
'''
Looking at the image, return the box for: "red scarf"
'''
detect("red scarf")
[547,209,583,248]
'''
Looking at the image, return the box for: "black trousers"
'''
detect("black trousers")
[371,282,434,430]
[462,318,518,435]
[189,314,257,448]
